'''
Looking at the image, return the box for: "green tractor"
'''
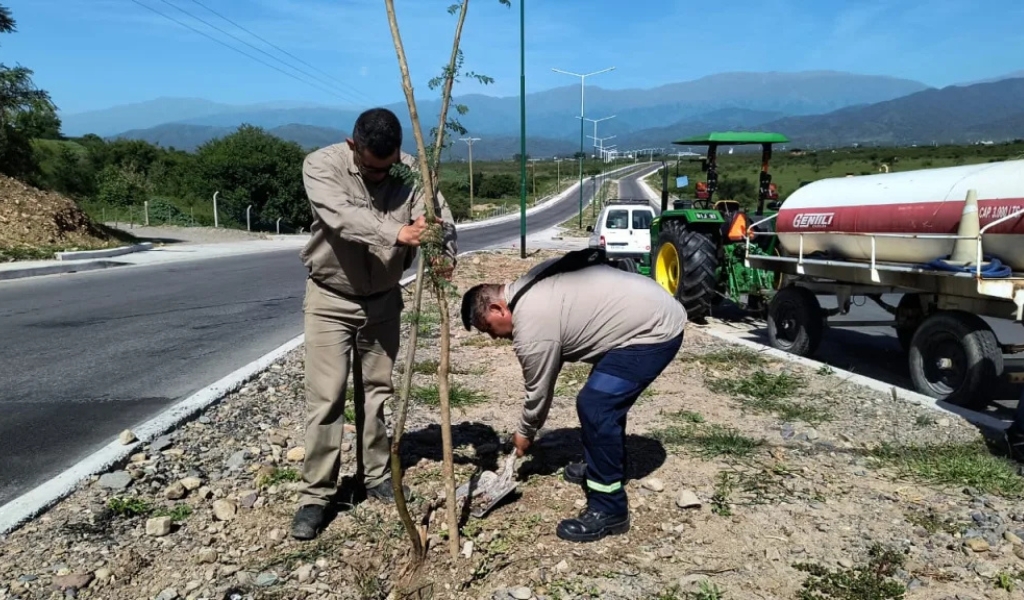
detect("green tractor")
[647,132,789,321]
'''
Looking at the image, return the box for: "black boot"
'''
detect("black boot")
[556,507,630,542]
[291,504,326,540]
[366,477,411,503]
[562,462,586,485]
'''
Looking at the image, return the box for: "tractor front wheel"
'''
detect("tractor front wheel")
[653,223,718,322]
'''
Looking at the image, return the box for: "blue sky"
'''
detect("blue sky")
[3,0,1024,115]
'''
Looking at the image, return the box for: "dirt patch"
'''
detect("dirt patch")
[3,250,1024,600]
[0,176,137,262]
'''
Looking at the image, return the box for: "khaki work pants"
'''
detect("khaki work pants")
[298,277,402,506]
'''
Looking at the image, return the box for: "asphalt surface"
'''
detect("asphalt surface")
[624,170,1024,415]
[0,166,648,508]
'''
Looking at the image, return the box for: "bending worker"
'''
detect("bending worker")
[460,249,686,542]
[292,107,457,541]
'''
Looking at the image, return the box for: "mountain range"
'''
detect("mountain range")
[60,70,1024,159]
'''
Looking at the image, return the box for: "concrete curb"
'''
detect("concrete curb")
[0,259,127,282]
[698,326,1010,432]
[455,162,654,232]
[55,242,153,261]
[0,335,305,536]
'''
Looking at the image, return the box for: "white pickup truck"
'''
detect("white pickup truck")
[586,199,655,273]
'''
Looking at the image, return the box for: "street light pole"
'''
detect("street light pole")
[552,65,615,229]
[579,114,615,155]
[519,0,527,258]
[459,136,480,219]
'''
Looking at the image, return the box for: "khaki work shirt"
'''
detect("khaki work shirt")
[505,259,687,439]
[300,142,458,299]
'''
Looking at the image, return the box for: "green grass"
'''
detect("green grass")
[412,382,487,408]
[257,467,301,489]
[107,496,153,518]
[706,370,832,424]
[869,440,1024,497]
[652,422,763,459]
[152,504,193,523]
[793,543,906,600]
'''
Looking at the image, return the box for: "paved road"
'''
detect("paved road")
[626,170,1024,417]
[0,165,650,508]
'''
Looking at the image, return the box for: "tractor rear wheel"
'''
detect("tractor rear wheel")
[653,222,718,322]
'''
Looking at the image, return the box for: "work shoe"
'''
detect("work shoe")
[366,478,411,503]
[562,462,587,485]
[290,504,326,540]
[556,508,630,542]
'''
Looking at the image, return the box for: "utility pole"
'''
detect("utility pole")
[552,65,615,229]
[518,0,527,258]
[555,158,562,188]
[460,136,480,219]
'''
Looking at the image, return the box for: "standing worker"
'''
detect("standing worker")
[459,249,686,542]
[292,107,458,540]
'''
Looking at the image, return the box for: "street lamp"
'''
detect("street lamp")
[552,65,615,228]
[578,114,615,155]
[459,136,480,219]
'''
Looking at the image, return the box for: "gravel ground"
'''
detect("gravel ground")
[2,250,1024,600]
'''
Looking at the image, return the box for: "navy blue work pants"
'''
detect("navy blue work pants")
[576,332,684,515]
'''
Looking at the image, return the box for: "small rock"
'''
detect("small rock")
[150,435,173,452]
[240,491,259,509]
[185,580,201,593]
[255,572,279,587]
[804,428,820,441]
[197,549,218,564]
[641,478,665,492]
[226,450,249,468]
[268,528,286,542]
[675,490,701,509]
[937,418,951,427]
[220,565,242,576]
[97,471,132,491]
[461,541,473,558]
[213,499,238,521]
[51,573,93,591]
[965,537,990,552]
[118,429,137,445]
[1005,531,1023,546]
[164,482,187,500]
[180,476,202,491]
[93,568,111,582]
[146,516,173,537]
[198,415,211,424]
[555,559,569,573]
[286,447,306,462]
[838,558,854,568]
[294,564,314,583]
[509,586,533,600]
[154,587,179,600]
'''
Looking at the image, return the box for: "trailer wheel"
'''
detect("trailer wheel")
[767,285,824,357]
[908,311,1003,409]
[653,222,718,322]
[616,257,638,273]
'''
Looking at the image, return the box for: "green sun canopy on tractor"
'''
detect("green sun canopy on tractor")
[671,131,791,146]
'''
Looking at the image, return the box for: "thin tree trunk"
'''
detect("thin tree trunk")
[389,258,426,561]
[384,0,463,562]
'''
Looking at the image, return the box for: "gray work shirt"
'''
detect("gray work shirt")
[300,142,457,298]
[505,259,687,438]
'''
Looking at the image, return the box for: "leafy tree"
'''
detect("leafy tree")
[96,162,151,207]
[0,4,60,180]
[50,145,97,198]
[192,124,308,228]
